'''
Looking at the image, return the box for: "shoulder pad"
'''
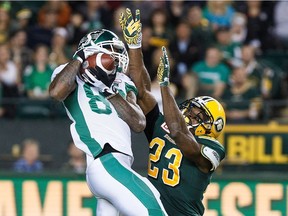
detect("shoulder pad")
[196,135,226,162]
[201,146,220,171]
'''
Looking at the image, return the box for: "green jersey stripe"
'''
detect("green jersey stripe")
[100,153,164,215]
[125,82,138,96]
[64,86,102,157]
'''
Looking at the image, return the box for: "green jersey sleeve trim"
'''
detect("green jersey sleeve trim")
[125,82,138,96]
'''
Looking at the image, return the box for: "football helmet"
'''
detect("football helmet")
[179,96,225,138]
[77,29,129,74]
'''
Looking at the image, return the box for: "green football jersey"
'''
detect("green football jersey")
[145,107,225,216]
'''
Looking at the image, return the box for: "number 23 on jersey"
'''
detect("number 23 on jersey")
[148,137,183,187]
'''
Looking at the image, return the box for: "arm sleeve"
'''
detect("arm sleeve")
[144,104,160,142]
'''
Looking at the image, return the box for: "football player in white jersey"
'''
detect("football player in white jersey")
[49,29,167,216]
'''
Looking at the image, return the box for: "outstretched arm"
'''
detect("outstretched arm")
[120,8,157,115]
[157,47,211,172]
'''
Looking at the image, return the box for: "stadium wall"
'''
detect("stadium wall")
[0,173,287,216]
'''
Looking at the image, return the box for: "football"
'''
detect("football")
[79,52,117,87]
[82,53,115,75]
[81,52,116,75]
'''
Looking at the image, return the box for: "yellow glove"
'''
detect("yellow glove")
[119,8,142,49]
[157,46,170,86]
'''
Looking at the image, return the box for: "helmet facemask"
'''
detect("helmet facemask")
[180,99,214,136]
[77,29,129,74]
[93,39,129,74]
[179,96,226,138]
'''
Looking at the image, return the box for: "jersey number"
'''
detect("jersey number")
[84,84,112,114]
[148,137,183,187]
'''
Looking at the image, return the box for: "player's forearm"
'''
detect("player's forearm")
[49,60,80,101]
[128,49,151,96]
[108,94,146,132]
[161,86,201,157]
[161,86,189,137]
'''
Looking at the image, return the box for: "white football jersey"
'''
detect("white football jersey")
[52,64,137,159]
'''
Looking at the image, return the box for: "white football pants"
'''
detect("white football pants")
[86,152,167,216]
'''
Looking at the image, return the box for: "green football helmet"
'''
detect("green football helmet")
[77,29,129,74]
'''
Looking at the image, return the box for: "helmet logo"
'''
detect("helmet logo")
[215,118,224,132]
[78,30,102,49]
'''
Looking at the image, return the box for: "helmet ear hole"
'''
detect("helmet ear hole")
[214,118,225,133]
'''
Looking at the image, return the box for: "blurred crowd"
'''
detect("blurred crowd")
[11,138,86,174]
[0,0,288,124]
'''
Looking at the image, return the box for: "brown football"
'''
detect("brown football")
[81,52,116,75]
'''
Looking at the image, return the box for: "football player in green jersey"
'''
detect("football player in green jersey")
[120,9,226,216]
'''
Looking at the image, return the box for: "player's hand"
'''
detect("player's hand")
[157,46,170,86]
[73,46,99,63]
[102,85,118,99]
[90,78,118,99]
[119,8,142,49]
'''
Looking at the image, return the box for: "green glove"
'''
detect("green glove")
[157,46,170,86]
[119,8,142,49]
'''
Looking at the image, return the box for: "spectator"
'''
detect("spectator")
[148,8,172,49]
[241,45,261,85]
[10,8,32,32]
[230,12,247,44]
[38,1,71,27]
[0,42,19,118]
[167,0,187,27]
[141,26,154,75]
[66,10,88,52]
[215,26,242,66]
[26,4,57,49]
[169,20,201,90]
[0,7,11,43]
[122,1,165,25]
[9,29,33,84]
[242,1,274,51]
[62,141,86,174]
[189,46,230,99]
[272,1,288,49]
[221,66,262,123]
[241,45,282,100]
[203,0,235,30]
[186,5,214,52]
[13,138,43,172]
[23,44,53,100]
[78,1,112,31]
[181,72,198,101]
[49,27,70,69]
[110,6,126,41]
